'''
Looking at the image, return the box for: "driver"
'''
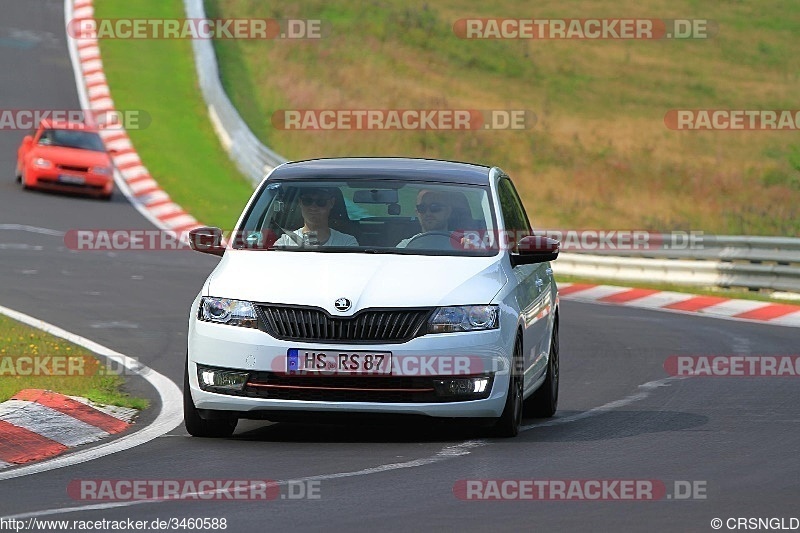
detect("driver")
[396,189,453,248]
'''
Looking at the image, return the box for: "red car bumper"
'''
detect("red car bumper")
[25,168,113,198]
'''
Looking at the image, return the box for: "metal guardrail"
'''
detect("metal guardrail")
[184,0,286,185]
[555,235,800,293]
[183,0,799,294]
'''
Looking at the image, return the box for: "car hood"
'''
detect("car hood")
[32,146,111,167]
[206,251,508,315]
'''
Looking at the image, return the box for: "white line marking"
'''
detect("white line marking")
[89,321,139,329]
[0,304,183,481]
[521,376,683,431]
[0,224,64,237]
[0,244,43,251]
[1,376,683,518]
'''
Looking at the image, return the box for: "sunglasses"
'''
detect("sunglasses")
[300,196,331,207]
[416,203,445,214]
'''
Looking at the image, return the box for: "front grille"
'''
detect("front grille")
[257,305,431,343]
[57,164,89,173]
[242,372,491,403]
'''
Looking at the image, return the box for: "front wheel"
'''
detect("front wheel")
[525,321,559,418]
[183,362,238,438]
[19,167,31,190]
[490,334,524,437]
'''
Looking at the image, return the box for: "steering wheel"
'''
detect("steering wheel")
[404,231,454,249]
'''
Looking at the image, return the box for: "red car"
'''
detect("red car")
[15,120,115,200]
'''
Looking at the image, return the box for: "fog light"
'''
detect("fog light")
[197,366,249,392]
[433,376,492,398]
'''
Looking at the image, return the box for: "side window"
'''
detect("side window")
[497,178,531,246]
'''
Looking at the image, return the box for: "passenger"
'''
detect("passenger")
[274,188,358,247]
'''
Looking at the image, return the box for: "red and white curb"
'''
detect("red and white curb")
[559,283,800,327]
[67,0,202,235]
[0,389,137,469]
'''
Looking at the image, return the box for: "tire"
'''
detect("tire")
[183,361,238,438]
[525,320,559,418]
[14,163,21,183]
[19,167,31,190]
[491,333,524,437]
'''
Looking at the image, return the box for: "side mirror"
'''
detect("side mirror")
[188,227,226,256]
[21,135,33,148]
[510,236,559,266]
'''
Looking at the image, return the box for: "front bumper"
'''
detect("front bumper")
[188,310,513,419]
[27,168,112,197]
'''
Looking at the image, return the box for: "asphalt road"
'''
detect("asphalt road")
[0,2,797,532]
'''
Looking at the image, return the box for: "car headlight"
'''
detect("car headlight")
[91,166,113,175]
[33,157,53,169]
[199,297,258,329]
[428,305,499,333]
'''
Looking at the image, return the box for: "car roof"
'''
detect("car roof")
[271,157,494,185]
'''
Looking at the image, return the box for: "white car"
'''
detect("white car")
[185,158,560,438]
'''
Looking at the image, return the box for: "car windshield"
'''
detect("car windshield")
[37,129,106,152]
[233,179,499,256]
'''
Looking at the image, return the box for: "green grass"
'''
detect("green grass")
[95,0,255,230]
[0,315,147,409]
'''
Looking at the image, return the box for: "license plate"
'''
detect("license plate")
[58,174,85,184]
[287,349,392,374]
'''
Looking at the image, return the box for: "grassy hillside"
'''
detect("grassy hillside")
[205,0,800,235]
